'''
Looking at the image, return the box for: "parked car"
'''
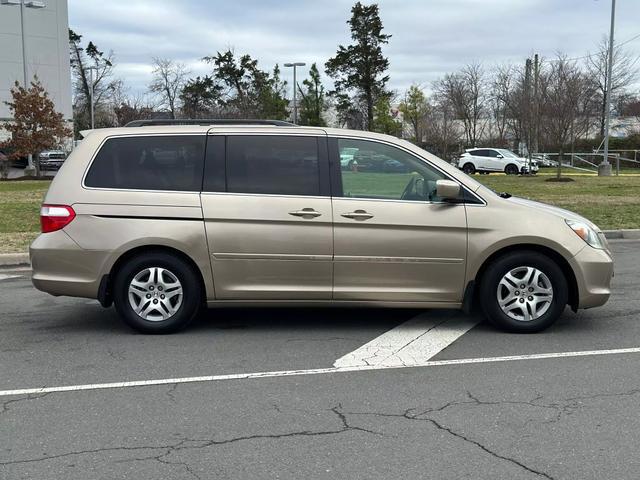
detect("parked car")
[30,120,612,334]
[38,150,67,170]
[342,149,411,173]
[456,148,539,175]
[533,154,557,167]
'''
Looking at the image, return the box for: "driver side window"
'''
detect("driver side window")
[337,138,448,202]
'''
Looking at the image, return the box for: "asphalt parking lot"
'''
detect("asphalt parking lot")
[1,239,639,479]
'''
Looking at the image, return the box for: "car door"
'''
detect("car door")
[200,132,333,300]
[472,149,494,171]
[486,149,506,171]
[330,137,468,303]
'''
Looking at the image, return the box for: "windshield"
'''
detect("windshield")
[497,149,519,158]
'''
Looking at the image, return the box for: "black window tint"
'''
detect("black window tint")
[203,135,225,192]
[473,149,488,157]
[227,136,320,196]
[487,150,499,157]
[85,136,205,191]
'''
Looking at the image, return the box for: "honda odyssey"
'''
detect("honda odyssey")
[30,120,613,334]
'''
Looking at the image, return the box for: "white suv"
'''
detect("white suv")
[457,148,538,175]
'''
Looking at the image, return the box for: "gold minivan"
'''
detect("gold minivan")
[30,120,613,334]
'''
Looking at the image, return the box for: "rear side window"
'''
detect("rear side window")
[226,136,320,196]
[85,135,205,191]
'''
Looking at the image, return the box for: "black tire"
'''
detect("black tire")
[462,163,476,174]
[479,251,568,333]
[113,251,202,334]
[505,164,519,175]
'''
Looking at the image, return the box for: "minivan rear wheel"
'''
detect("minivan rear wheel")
[113,252,201,334]
[479,251,568,333]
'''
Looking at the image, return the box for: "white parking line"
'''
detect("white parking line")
[334,313,479,368]
[0,274,21,281]
[2,347,640,398]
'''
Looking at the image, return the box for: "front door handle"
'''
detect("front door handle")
[341,210,374,220]
[289,208,322,219]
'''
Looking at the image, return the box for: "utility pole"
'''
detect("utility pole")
[284,62,305,124]
[87,66,96,130]
[525,58,532,173]
[599,0,616,176]
[533,54,539,155]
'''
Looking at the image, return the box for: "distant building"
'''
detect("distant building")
[0,0,72,141]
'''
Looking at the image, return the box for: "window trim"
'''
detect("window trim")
[81,133,207,194]
[328,136,485,206]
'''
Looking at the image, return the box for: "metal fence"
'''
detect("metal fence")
[536,151,640,175]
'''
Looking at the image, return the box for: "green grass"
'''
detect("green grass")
[0,181,50,253]
[472,174,640,229]
[342,171,418,198]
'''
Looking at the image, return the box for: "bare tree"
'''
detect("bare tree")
[149,57,190,119]
[435,62,487,146]
[540,55,596,177]
[585,36,639,137]
[109,80,157,126]
[69,29,118,132]
[425,90,462,160]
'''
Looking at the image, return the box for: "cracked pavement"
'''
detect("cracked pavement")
[1,239,639,479]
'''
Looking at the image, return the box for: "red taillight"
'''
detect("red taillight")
[40,204,76,233]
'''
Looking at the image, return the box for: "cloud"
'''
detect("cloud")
[68,0,640,96]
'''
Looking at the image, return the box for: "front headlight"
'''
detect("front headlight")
[566,219,604,249]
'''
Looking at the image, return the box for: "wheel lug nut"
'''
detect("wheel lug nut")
[529,287,534,292]
[149,286,154,291]
[515,291,520,295]
[519,298,524,303]
[158,286,163,291]
[146,293,151,299]
[160,294,165,299]
[520,284,525,289]
[153,299,158,304]
[528,296,533,301]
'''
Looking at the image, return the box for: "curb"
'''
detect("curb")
[0,253,30,267]
[603,229,640,240]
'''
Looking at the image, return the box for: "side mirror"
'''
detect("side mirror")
[496,154,503,159]
[436,179,461,200]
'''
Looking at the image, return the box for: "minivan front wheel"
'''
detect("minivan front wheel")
[113,252,202,334]
[479,251,568,333]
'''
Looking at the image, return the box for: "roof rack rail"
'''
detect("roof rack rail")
[124,119,296,127]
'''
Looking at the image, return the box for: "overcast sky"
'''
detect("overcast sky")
[67,0,640,98]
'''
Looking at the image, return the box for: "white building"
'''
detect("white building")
[0,0,72,140]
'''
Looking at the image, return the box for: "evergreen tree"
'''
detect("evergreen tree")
[298,63,326,126]
[325,2,391,130]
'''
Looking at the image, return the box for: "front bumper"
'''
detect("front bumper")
[569,245,614,309]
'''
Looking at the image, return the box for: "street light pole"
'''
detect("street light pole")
[87,66,97,130]
[284,62,306,124]
[599,0,616,176]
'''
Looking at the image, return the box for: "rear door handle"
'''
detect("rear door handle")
[341,210,374,220]
[289,208,322,218]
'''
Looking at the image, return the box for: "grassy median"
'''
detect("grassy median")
[0,181,50,253]
[473,173,640,229]
[0,173,638,254]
